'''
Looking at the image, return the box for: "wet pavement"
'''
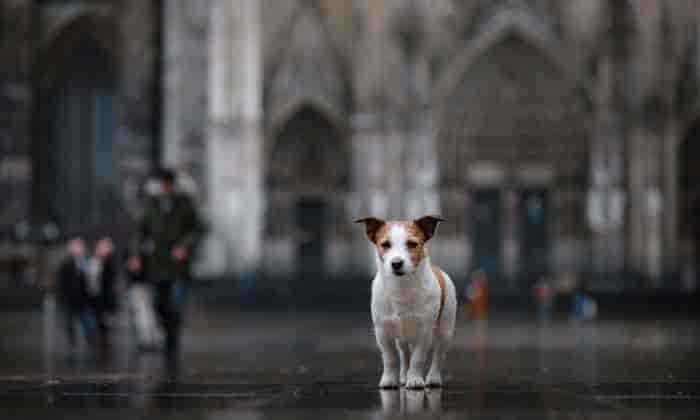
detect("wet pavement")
[0,299,699,419]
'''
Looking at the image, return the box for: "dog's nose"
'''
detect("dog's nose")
[391,258,404,270]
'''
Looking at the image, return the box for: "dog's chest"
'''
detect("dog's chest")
[376,284,436,339]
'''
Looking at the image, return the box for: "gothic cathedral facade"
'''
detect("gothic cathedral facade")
[1,0,700,300]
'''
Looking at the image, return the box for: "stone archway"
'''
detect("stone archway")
[436,34,589,292]
[34,16,120,235]
[265,104,349,303]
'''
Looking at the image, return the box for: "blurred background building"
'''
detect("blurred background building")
[1,0,700,303]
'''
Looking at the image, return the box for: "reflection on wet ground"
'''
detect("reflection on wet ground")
[0,299,699,419]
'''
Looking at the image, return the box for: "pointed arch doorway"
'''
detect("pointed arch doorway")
[35,20,119,234]
[266,105,349,304]
[437,33,589,293]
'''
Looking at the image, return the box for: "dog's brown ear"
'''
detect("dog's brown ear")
[354,217,386,242]
[414,216,446,241]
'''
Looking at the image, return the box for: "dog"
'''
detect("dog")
[355,216,457,389]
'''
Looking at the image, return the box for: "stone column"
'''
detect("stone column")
[628,124,664,283]
[395,6,439,219]
[588,61,627,288]
[349,111,389,277]
[204,0,263,279]
[118,0,159,215]
[404,111,440,219]
[351,1,404,221]
[503,189,519,289]
[662,121,679,276]
[386,115,405,219]
[587,5,631,289]
[162,0,210,184]
[351,112,390,219]
[350,1,412,274]
[627,6,676,285]
[588,113,626,287]
[401,55,439,221]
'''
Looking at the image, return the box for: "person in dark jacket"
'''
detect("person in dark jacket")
[57,237,96,351]
[88,237,118,349]
[130,168,204,357]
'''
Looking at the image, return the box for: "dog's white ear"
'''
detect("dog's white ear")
[354,217,386,242]
[414,216,446,241]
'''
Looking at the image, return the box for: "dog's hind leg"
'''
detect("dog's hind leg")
[427,275,457,388]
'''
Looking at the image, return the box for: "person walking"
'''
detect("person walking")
[131,168,204,358]
[126,250,162,350]
[57,237,96,353]
[87,237,118,350]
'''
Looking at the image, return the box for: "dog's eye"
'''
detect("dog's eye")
[380,241,391,249]
[406,240,418,249]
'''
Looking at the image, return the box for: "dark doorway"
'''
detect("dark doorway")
[294,197,326,303]
[470,189,503,286]
[519,189,550,290]
[679,121,700,287]
[39,38,118,233]
[267,105,347,304]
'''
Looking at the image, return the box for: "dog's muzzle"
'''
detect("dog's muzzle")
[391,258,405,276]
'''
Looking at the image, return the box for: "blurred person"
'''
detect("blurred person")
[126,252,161,350]
[562,272,588,321]
[467,271,489,319]
[57,237,96,352]
[131,168,204,358]
[581,295,598,321]
[127,173,163,351]
[174,166,200,200]
[555,271,577,318]
[534,277,554,321]
[87,237,118,350]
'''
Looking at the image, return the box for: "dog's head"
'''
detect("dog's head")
[355,216,445,276]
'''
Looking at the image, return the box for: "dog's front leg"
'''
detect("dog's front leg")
[405,339,430,389]
[376,328,400,388]
[425,341,444,387]
[397,340,409,386]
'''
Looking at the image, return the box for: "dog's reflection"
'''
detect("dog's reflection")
[379,388,442,415]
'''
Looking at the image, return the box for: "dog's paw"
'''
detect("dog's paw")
[425,371,443,388]
[379,372,400,389]
[404,374,426,390]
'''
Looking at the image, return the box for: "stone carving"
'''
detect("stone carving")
[266,4,347,138]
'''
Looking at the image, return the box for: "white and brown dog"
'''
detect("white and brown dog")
[355,216,457,389]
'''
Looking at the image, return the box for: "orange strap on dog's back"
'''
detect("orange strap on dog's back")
[431,265,446,321]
